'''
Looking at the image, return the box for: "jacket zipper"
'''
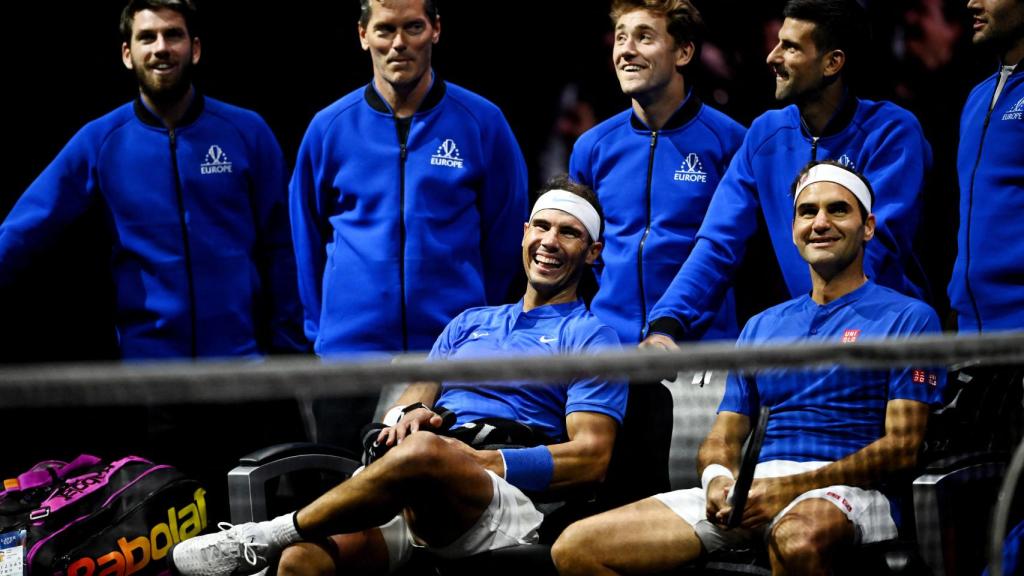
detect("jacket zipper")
[169,130,198,357]
[638,130,658,342]
[394,120,410,351]
[963,80,1001,332]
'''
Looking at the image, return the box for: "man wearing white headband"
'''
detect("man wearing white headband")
[642,0,932,351]
[171,176,627,576]
[554,161,944,575]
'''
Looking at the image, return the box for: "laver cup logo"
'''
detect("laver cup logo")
[65,487,207,576]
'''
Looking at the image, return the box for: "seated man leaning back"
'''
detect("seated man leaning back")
[552,160,946,576]
[169,175,627,576]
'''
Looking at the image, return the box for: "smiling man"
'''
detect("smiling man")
[570,0,745,345]
[553,161,945,575]
[950,0,1024,333]
[642,0,934,350]
[0,0,308,522]
[0,0,304,359]
[169,176,627,576]
[289,0,528,451]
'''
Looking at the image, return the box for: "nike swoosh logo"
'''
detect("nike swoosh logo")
[470,332,489,339]
[539,336,558,344]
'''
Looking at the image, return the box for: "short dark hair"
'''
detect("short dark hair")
[791,159,874,221]
[359,0,438,28]
[120,0,198,42]
[536,174,605,242]
[782,0,869,77]
[610,0,705,62]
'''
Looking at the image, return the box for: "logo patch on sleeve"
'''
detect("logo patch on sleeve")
[912,370,938,386]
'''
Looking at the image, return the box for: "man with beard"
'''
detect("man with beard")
[553,161,945,575]
[169,176,626,576]
[950,0,1024,333]
[0,0,307,521]
[641,0,933,350]
[0,0,304,359]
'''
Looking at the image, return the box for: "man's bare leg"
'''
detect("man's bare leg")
[768,498,854,576]
[552,497,705,575]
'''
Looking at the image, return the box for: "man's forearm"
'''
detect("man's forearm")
[391,381,442,409]
[772,400,928,499]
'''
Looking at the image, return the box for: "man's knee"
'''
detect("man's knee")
[277,542,337,576]
[551,518,603,575]
[385,431,451,478]
[769,510,846,569]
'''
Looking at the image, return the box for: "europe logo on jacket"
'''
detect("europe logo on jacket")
[1003,97,1024,121]
[200,145,233,174]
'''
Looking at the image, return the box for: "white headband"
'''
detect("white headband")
[794,164,872,214]
[530,190,601,241]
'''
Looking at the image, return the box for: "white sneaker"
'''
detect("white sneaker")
[169,521,278,576]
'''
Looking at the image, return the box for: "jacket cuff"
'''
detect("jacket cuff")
[647,317,685,341]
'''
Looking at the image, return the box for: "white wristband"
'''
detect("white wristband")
[382,405,407,427]
[701,464,735,493]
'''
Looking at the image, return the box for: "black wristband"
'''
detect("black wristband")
[401,402,429,416]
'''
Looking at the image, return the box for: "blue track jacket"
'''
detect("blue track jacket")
[649,97,932,340]
[0,95,306,358]
[950,63,1024,332]
[571,94,745,343]
[290,79,528,354]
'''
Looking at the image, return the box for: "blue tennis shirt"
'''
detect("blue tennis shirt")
[720,281,946,463]
[432,299,628,442]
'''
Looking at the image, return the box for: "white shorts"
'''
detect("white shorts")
[378,470,543,571]
[653,460,897,552]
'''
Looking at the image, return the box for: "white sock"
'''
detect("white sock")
[266,512,302,546]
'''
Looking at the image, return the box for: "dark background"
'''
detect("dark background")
[0,0,992,362]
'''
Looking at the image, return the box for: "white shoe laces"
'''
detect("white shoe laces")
[214,521,263,568]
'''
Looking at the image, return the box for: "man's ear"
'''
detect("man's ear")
[358,23,369,51]
[863,213,876,243]
[675,40,695,68]
[191,36,201,65]
[585,240,603,265]
[432,15,441,44]
[522,221,529,246]
[122,42,133,70]
[822,48,845,79]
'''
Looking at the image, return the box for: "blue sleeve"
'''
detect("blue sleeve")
[427,311,466,361]
[648,133,762,340]
[246,115,308,354]
[565,323,628,424]
[859,113,932,301]
[479,113,528,305]
[717,323,758,416]
[888,304,946,406]
[568,139,604,285]
[0,128,98,286]
[289,119,329,345]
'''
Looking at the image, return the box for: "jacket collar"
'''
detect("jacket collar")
[364,76,447,115]
[798,90,858,139]
[133,90,204,129]
[629,90,703,132]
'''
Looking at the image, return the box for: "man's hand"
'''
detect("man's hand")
[639,333,679,351]
[706,475,735,525]
[717,477,796,529]
[378,406,444,447]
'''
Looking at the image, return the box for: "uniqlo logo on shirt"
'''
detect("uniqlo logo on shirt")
[912,370,938,386]
[841,329,861,343]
